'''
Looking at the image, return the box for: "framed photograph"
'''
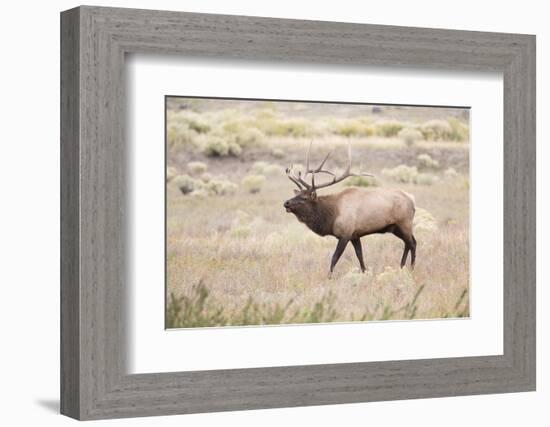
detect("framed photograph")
[61,6,536,420]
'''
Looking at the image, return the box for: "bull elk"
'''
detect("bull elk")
[284,141,417,275]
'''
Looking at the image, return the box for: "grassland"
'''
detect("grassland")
[166,99,470,328]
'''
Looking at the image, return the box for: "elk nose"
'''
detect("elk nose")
[284,200,290,208]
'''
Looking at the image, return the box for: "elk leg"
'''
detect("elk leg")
[392,226,410,268]
[400,244,410,268]
[351,238,366,272]
[410,235,417,268]
[330,238,349,275]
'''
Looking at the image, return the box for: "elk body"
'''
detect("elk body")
[284,142,417,275]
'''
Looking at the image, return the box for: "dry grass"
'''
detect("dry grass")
[166,99,470,328]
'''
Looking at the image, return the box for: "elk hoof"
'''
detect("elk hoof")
[327,271,333,280]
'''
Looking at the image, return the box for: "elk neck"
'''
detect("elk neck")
[294,195,338,237]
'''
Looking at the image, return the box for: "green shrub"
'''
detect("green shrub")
[189,189,209,198]
[251,161,281,175]
[375,120,405,137]
[221,119,245,134]
[444,167,458,179]
[376,266,415,288]
[200,172,212,183]
[228,141,243,157]
[416,153,439,169]
[381,164,418,183]
[242,174,266,193]
[202,136,229,157]
[272,148,285,159]
[167,123,199,147]
[398,127,423,147]
[414,173,438,185]
[251,161,268,174]
[174,175,237,197]
[414,207,438,233]
[172,110,211,133]
[382,164,438,185]
[345,175,378,187]
[447,117,469,142]
[187,161,207,175]
[166,282,338,328]
[234,127,266,148]
[173,174,201,195]
[257,117,315,137]
[331,119,374,137]
[203,179,238,196]
[420,119,453,141]
[343,267,374,286]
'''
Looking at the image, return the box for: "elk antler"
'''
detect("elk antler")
[285,164,310,190]
[311,141,374,190]
[286,140,374,191]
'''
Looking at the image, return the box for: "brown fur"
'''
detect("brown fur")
[284,187,416,274]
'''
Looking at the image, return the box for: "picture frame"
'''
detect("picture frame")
[60,5,536,420]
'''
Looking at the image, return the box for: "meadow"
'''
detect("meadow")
[165,98,470,328]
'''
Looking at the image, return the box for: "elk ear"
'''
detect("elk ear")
[310,190,317,201]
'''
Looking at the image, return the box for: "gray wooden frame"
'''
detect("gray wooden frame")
[60,5,536,421]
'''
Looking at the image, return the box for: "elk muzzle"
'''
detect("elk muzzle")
[284,200,292,212]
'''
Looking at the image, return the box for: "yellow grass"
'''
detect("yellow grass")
[167,138,469,327]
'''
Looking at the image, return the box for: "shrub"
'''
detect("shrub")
[166,166,178,182]
[257,117,315,137]
[167,123,199,148]
[251,161,280,175]
[420,119,453,141]
[447,117,469,142]
[242,174,266,193]
[204,179,238,196]
[187,161,207,175]
[444,167,458,179]
[343,267,373,286]
[202,135,244,157]
[398,127,423,147]
[251,161,269,174]
[382,164,418,183]
[174,175,237,197]
[189,189,209,198]
[414,173,438,186]
[173,174,201,195]
[382,164,438,185]
[172,110,211,134]
[375,120,405,137]
[202,136,229,157]
[414,207,438,233]
[221,119,245,134]
[234,127,266,148]
[376,266,415,288]
[228,141,243,157]
[345,175,378,187]
[272,148,285,159]
[199,172,212,183]
[416,153,439,170]
[331,119,374,137]
[166,281,338,328]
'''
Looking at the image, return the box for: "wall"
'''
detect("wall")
[0,0,546,425]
